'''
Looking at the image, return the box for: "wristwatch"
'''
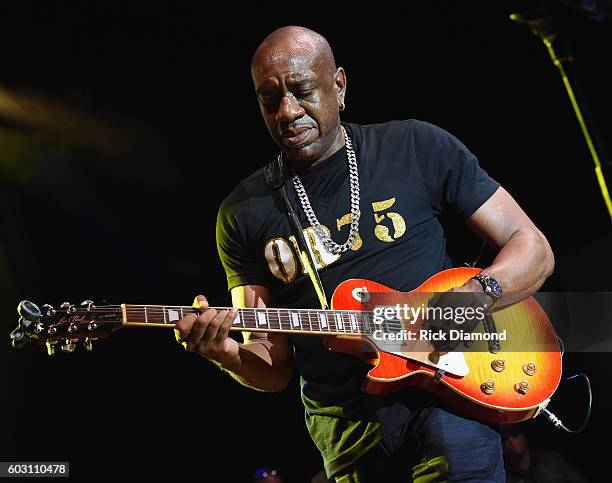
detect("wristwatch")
[472,273,503,301]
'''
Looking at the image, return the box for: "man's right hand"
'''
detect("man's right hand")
[174,285,292,392]
[174,295,240,369]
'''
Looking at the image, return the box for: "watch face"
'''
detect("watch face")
[486,277,502,298]
[475,274,502,298]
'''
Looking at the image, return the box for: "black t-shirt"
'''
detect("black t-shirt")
[216,119,500,405]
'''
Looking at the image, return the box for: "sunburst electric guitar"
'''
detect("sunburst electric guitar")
[12,267,561,424]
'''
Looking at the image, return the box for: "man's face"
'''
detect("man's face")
[252,47,343,165]
[503,432,527,456]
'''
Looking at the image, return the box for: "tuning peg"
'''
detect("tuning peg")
[60,339,77,353]
[46,341,58,356]
[60,302,76,314]
[81,300,94,311]
[10,327,24,342]
[84,338,94,351]
[42,304,56,316]
[17,300,42,323]
[10,327,31,349]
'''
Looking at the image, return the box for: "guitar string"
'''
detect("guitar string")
[123,309,384,333]
[124,306,406,332]
[52,312,418,331]
[47,307,410,334]
[53,306,426,329]
[47,305,437,333]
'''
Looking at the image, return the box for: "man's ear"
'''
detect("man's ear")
[335,67,347,109]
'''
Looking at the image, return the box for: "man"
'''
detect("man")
[502,427,587,483]
[174,26,554,481]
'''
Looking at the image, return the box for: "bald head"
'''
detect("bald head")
[251,26,336,79]
[250,26,347,168]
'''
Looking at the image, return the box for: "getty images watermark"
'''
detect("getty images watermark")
[357,291,612,353]
[370,302,507,343]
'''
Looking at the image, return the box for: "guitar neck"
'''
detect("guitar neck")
[121,304,371,336]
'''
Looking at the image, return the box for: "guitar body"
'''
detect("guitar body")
[327,267,562,424]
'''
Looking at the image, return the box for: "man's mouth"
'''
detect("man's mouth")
[281,127,313,147]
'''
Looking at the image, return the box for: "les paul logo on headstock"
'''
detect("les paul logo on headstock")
[57,314,88,325]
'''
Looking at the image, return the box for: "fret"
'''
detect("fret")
[240,309,249,329]
[343,313,351,334]
[246,309,257,329]
[362,312,370,335]
[144,306,148,324]
[291,312,301,331]
[306,310,313,332]
[162,306,167,325]
[275,308,282,331]
[180,307,184,320]
[261,309,270,329]
[238,309,248,329]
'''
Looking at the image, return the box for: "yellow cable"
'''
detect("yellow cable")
[543,38,612,223]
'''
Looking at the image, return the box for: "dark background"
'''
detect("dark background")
[1,1,611,481]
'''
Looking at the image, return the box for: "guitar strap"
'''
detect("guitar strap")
[264,155,330,310]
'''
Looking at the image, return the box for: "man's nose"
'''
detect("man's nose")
[277,93,305,123]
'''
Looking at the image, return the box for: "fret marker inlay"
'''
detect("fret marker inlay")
[168,310,180,322]
[319,313,327,329]
[257,312,268,326]
[291,313,300,328]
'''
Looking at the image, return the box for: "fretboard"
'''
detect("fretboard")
[121,304,375,336]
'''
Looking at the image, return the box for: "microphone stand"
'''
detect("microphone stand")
[511,7,612,223]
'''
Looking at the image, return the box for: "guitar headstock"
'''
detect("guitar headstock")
[10,299,124,355]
